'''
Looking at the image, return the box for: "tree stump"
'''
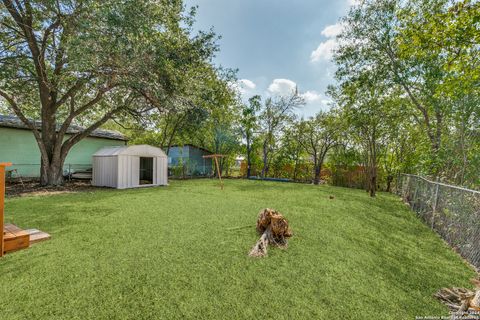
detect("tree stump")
[435,278,480,317]
[249,208,292,257]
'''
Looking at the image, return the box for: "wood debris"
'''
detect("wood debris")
[249,208,292,257]
[435,278,480,319]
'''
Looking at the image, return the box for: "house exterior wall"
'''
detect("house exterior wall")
[0,127,126,177]
[167,146,189,166]
[188,146,213,175]
[167,145,213,176]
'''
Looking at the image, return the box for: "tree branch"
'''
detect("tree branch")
[40,18,60,56]
[56,84,116,140]
[0,87,49,160]
[3,0,51,106]
[61,106,123,156]
[54,78,91,109]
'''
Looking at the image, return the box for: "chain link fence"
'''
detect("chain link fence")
[396,174,480,270]
[168,164,213,178]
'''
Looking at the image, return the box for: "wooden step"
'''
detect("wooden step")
[4,223,29,253]
[3,224,51,254]
[24,229,51,244]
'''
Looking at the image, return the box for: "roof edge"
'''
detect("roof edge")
[166,144,213,154]
[0,114,128,141]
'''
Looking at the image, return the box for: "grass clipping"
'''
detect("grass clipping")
[435,278,480,316]
[249,208,293,257]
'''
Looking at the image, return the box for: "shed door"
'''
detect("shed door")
[139,157,154,185]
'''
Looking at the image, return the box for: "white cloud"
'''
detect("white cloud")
[347,0,360,6]
[267,79,325,106]
[298,97,333,118]
[265,79,332,116]
[321,23,343,38]
[230,79,257,96]
[239,79,256,90]
[268,78,297,96]
[321,99,333,108]
[310,22,345,63]
[302,90,322,104]
[310,39,338,62]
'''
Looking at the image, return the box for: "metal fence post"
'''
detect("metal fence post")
[402,174,411,202]
[398,173,480,270]
[412,181,419,210]
[431,181,439,229]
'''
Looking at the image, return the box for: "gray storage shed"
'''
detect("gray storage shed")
[92,145,168,189]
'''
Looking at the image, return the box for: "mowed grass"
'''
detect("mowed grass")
[0,180,475,319]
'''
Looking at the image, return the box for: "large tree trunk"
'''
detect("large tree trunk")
[313,152,328,185]
[293,159,299,181]
[39,142,69,186]
[368,134,377,197]
[40,160,65,186]
[369,173,376,197]
[246,135,252,178]
[313,163,321,185]
[367,157,377,197]
[368,156,377,197]
[261,141,269,178]
[386,175,393,192]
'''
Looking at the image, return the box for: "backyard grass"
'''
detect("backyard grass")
[0,179,476,319]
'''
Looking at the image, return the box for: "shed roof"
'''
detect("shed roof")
[0,114,127,141]
[93,145,167,157]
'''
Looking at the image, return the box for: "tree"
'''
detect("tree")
[329,68,400,197]
[345,94,383,197]
[336,0,448,177]
[277,119,305,181]
[239,95,261,178]
[124,105,209,153]
[258,92,304,178]
[380,106,418,192]
[0,0,221,185]
[398,0,480,99]
[297,111,338,185]
[333,0,480,188]
[210,123,239,176]
[184,95,240,176]
[397,0,480,185]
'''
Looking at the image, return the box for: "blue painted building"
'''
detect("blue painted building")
[167,144,213,176]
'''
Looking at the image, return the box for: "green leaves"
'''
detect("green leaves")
[330,0,480,187]
[0,0,235,184]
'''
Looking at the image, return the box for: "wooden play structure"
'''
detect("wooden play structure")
[203,154,226,190]
[0,162,50,257]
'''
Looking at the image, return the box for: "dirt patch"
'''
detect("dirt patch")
[6,180,97,197]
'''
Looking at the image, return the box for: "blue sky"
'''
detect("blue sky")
[184,0,356,117]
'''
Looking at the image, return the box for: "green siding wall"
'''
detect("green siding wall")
[0,127,126,177]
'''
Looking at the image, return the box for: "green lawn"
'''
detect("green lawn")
[1,180,475,319]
